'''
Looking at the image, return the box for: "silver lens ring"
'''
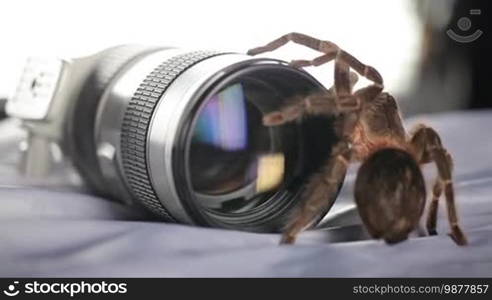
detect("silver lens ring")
[120,51,226,221]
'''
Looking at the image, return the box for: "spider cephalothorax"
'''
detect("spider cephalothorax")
[247,32,467,246]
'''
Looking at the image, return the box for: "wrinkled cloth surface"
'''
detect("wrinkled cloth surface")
[0,110,491,277]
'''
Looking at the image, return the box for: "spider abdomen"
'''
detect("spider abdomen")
[354,148,426,244]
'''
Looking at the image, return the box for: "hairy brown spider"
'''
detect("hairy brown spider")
[247,32,468,246]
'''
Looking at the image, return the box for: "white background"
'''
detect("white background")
[0,0,422,98]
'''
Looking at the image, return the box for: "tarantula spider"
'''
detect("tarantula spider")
[247,32,467,246]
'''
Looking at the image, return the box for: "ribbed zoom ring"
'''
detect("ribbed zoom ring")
[120,51,225,220]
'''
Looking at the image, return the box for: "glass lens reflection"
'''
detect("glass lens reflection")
[193,83,248,151]
[189,82,285,211]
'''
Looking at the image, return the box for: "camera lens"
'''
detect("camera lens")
[69,47,342,232]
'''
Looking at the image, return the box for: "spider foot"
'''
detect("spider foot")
[279,233,297,245]
[449,225,468,246]
[247,47,269,56]
[427,228,438,236]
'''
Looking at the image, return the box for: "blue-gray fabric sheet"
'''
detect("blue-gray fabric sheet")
[0,110,491,277]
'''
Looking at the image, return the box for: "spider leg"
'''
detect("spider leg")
[281,141,353,244]
[247,32,383,85]
[334,53,352,96]
[289,53,338,69]
[410,125,467,246]
[427,179,443,235]
[262,93,357,126]
[280,104,362,244]
[247,32,337,56]
[334,48,381,102]
[326,71,359,95]
[337,50,383,86]
[261,58,354,127]
[262,72,378,127]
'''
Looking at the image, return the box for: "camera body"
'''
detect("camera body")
[8,45,163,181]
[8,45,341,232]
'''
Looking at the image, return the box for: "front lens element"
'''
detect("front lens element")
[189,79,289,213]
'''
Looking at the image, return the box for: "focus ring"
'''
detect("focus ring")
[120,51,225,220]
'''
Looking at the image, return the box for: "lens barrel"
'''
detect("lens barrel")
[67,47,342,232]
